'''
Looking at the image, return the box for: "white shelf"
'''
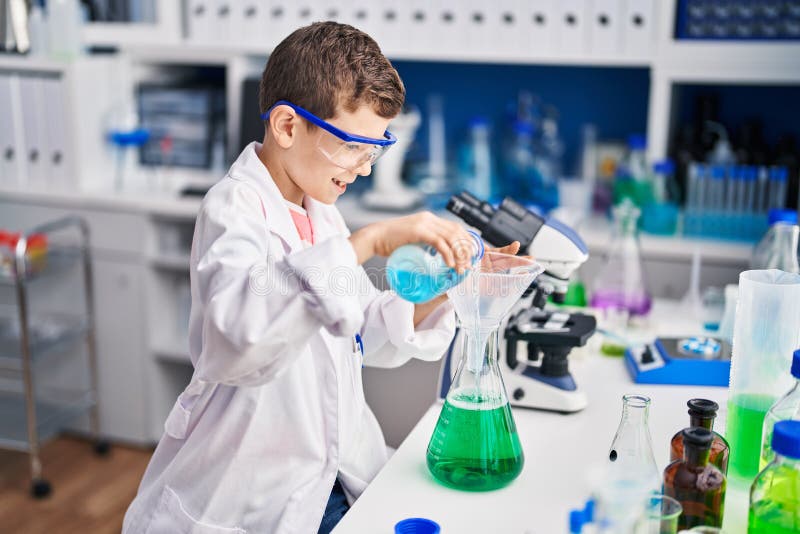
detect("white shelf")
[0,54,73,73]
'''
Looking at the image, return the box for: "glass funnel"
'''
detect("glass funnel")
[426,252,542,491]
[590,200,652,317]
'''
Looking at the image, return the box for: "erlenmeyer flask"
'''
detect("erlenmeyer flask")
[590,200,652,316]
[426,252,542,491]
[607,394,660,490]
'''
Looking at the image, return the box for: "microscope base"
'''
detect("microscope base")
[504,370,588,413]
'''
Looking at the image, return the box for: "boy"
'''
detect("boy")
[123,22,484,533]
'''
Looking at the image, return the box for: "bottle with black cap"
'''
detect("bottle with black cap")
[664,427,727,529]
[670,398,730,475]
[760,349,800,471]
[749,420,800,533]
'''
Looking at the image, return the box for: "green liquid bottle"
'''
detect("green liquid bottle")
[426,392,523,491]
[748,420,800,533]
[727,393,776,480]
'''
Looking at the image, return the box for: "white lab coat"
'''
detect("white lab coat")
[122,142,455,534]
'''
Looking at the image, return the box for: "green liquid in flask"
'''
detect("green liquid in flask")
[727,394,775,480]
[748,463,800,533]
[426,392,524,491]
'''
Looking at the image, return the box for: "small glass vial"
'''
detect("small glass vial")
[386,230,484,303]
[749,420,800,533]
[670,399,730,475]
[664,427,727,529]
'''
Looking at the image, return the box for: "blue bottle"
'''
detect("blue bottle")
[386,230,484,303]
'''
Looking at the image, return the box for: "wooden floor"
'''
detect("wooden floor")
[0,437,152,534]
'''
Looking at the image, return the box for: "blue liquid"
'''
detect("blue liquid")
[387,266,467,303]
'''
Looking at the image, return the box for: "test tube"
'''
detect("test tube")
[756,166,768,213]
[725,165,737,215]
[769,166,788,209]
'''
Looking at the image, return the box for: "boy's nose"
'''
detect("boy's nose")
[355,161,372,177]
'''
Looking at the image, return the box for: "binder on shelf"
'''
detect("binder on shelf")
[429,0,461,56]
[373,0,406,57]
[19,75,47,190]
[0,74,24,187]
[554,0,589,57]
[622,0,655,58]
[235,0,263,48]
[466,0,493,57]
[524,0,556,57]
[211,0,235,45]
[490,0,524,59]
[41,76,71,190]
[262,0,297,47]
[186,0,213,44]
[589,0,623,56]
[341,2,379,38]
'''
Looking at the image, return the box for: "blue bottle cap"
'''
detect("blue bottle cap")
[652,159,675,175]
[395,518,441,534]
[768,209,798,226]
[772,420,800,460]
[627,134,646,150]
[792,349,800,379]
[770,166,788,182]
[569,509,585,533]
[513,120,534,135]
[710,165,726,180]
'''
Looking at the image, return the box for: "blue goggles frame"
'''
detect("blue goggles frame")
[260,100,397,146]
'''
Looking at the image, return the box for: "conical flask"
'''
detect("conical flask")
[426,252,542,491]
[590,200,652,316]
[607,394,660,491]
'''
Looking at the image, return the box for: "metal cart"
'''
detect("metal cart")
[0,216,108,498]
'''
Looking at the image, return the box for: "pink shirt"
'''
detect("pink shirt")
[285,200,314,247]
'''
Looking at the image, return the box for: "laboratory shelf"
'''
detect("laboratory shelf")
[0,389,95,452]
[0,310,88,366]
[0,246,83,286]
[151,342,192,364]
[149,254,191,272]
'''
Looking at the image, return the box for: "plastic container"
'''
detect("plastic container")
[760,349,800,470]
[386,230,484,303]
[748,420,800,533]
[751,209,800,273]
[726,270,800,481]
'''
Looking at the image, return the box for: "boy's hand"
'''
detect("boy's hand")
[349,211,476,272]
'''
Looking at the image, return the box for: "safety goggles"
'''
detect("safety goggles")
[261,100,396,172]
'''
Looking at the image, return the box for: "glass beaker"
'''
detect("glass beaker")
[639,495,683,534]
[726,270,800,481]
[426,252,542,491]
[590,200,652,317]
[608,394,660,490]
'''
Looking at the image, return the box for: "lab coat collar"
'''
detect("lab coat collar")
[230,142,302,252]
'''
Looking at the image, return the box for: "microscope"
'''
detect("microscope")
[440,191,596,413]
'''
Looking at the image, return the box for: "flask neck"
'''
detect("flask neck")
[621,396,650,426]
[773,453,800,470]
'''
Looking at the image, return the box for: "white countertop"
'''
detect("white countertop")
[333,301,749,534]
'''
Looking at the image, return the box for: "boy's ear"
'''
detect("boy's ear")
[267,105,297,149]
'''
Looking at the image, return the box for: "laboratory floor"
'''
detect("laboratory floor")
[0,437,152,533]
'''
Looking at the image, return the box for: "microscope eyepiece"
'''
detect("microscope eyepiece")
[447,192,492,230]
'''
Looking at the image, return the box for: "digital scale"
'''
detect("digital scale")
[624,336,731,387]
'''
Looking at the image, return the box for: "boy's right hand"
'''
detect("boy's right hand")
[349,211,476,273]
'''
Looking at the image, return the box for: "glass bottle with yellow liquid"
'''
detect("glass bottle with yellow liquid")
[426,251,542,491]
[749,420,800,533]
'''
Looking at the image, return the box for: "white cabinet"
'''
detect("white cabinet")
[91,256,150,444]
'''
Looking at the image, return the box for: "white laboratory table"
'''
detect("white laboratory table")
[333,301,750,534]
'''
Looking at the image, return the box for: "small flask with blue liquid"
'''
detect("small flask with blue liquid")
[386,230,484,303]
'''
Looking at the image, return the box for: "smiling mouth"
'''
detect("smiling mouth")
[332,178,350,189]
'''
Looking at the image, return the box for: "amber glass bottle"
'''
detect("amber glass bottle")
[670,399,730,475]
[664,427,726,529]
